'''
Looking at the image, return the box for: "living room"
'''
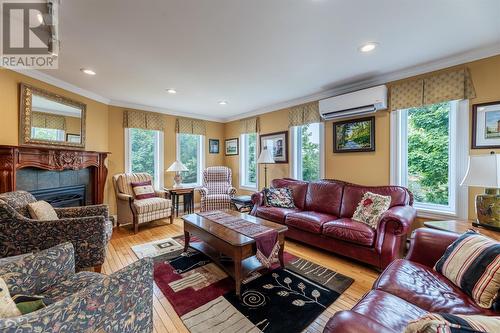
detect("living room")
[1,1,500,332]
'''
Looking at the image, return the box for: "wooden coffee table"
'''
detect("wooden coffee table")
[182,211,288,297]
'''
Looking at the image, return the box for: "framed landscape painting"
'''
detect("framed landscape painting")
[472,101,500,149]
[225,138,239,156]
[259,131,288,163]
[333,117,375,153]
[209,139,219,154]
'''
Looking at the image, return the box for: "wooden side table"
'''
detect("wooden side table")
[423,220,500,241]
[164,187,195,217]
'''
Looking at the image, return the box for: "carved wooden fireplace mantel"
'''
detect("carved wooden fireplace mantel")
[0,145,109,204]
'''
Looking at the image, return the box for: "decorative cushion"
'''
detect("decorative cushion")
[133,197,172,214]
[27,200,58,221]
[131,180,156,200]
[404,313,500,333]
[11,294,52,315]
[434,231,500,309]
[352,192,391,229]
[264,187,296,209]
[0,277,21,318]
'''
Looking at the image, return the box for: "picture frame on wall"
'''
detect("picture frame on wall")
[333,116,375,153]
[472,101,500,149]
[66,133,81,143]
[209,139,219,154]
[225,138,239,156]
[259,131,288,163]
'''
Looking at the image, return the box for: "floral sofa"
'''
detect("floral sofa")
[0,242,153,333]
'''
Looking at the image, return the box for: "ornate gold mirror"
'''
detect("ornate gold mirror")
[20,83,86,149]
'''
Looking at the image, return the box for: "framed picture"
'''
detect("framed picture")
[472,101,500,149]
[259,131,288,163]
[66,133,81,143]
[209,139,219,154]
[333,116,375,153]
[225,138,239,156]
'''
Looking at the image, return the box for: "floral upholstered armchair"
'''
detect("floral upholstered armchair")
[0,243,153,333]
[198,166,237,212]
[112,173,173,233]
[0,191,113,272]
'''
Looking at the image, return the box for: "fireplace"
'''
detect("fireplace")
[31,185,86,207]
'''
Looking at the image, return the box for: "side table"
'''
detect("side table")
[423,220,500,241]
[231,195,254,213]
[164,187,195,217]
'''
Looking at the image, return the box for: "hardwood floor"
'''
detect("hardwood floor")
[103,217,379,333]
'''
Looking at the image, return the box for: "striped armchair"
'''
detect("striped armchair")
[198,166,237,212]
[112,173,173,233]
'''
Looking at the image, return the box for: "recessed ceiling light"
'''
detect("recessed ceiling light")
[218,100,228,105]
[80,68,96,75]
[166,89,177,94]
[359,42,379,53]
[37,13,44,24]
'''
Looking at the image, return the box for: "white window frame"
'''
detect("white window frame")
[240,133,258,190]
[124,128,164,190]
[176,133,205,187]
[31,127,65,141]
[290,122,325,181]
[390,100,469,219]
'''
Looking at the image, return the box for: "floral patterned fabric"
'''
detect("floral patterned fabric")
[0,243,154,333]
[0,191,112,270]
[264,187,296,209]
[352,192,391,229]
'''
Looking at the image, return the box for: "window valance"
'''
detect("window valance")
[240,117,260,134]
[390,68,476,110]
[123,110,165,131]
[288,101,321,128]
[32,111,66,130]
[175,117,206,135]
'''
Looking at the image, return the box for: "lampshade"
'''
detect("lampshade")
[166,160,188,172]
[257,148,275,164]
[461,154,500,188]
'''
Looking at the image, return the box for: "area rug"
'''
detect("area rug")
[133,236,354,333]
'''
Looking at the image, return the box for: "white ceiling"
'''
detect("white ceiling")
[39,0,500,122]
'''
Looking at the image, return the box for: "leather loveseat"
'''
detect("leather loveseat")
[251,178,416,270]
[323,228,500,333]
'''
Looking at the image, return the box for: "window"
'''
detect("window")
[240,133,257,189]
[391,100,468,218]
[125,128,163,189]
[291,122,324,181]
[177,133,204,186]
[31,127,65,141]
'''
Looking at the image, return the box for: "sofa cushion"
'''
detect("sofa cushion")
[264,187,296,208]
[340,185,411,218]
[285,211,337,234]
[131,180,156,200]
[270,178,308,210]
[323,218,376,247]
[374,259,498,315]
[352,192,391,229]
[27,201,59,221]
[254,206,299,224]
[351,290,427,333]
[304,181,344,216]
[42,272,105,301]
[133,197,172,214]
[405,313,500,333]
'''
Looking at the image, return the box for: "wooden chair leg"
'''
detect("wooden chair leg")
[94,265,102,273]
[170,214,174,224]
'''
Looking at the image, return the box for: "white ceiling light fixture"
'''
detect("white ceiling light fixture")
[359,42,379,53]
[80,68,96,76]
[37,13,44,24]
[166,89,177,94]
[218,100,228,105]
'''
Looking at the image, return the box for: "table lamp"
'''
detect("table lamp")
[461,153,500,231]
[257,147,275,188]
[166,160,188,188]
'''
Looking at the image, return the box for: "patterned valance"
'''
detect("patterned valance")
[123,110,165,131]
[31,112,66,130]
[288,101,321,128]
[176,117,206,135]
[390,68,476,110]
[240,117,259,134]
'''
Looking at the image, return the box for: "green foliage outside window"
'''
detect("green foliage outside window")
[179,134,201,184]
[247,133,257,184]
[407,102,450,205]
[129,128,156,181]
[301,124,320,181]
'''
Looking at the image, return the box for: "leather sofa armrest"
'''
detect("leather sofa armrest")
[323,311,397,333]
[377,205,416,236]
[406,227,459,268]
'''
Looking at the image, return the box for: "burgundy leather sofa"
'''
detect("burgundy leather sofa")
[251,178,416,270]
[323,228,500,333]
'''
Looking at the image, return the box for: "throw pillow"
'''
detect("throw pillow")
[0,277,21,318]
[352,192,391,229]
[131,180,156,200]
[404,313,500,333]
[434,230,500,309]
[264,187,296,209]
[27,201,59,221]
[11,294,52,315]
